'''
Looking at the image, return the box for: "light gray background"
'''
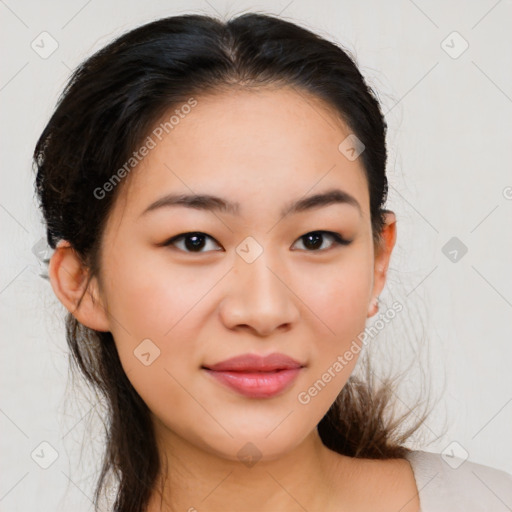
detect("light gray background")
[1,0,511,510]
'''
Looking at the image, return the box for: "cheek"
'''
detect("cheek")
[297,255,373,390]
[99,248,207,392]
[103,247,215,339]
[315,274,371,328]
[296,253,373,337]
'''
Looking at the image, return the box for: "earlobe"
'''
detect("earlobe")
[367,296,380,318]
[48,241,110,332]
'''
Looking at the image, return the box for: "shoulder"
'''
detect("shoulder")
[404,449,512,511]
[328,454,420,512]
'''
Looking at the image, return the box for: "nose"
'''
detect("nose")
[219,250,300,337]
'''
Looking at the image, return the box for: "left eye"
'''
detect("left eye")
[292,231,352,251]
[162,230,351,253]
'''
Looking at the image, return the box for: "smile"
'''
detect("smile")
[202,368,302,398]
[202,352,305,398]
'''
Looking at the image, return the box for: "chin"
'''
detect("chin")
[212,441,297,465]
[194,424,311,465]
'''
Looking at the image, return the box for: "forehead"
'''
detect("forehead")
[116,86,370,222]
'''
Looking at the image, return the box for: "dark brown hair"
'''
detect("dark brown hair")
[34,12,433,511]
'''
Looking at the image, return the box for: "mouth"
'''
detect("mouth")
[201,352,305,399]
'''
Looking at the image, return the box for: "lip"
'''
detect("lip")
[202,352,304,399]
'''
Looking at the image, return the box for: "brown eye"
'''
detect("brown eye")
[163,232,222,253]
[292,231,352,252]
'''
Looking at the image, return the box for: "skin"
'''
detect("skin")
[49,86,419,511]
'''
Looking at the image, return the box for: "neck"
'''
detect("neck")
[146,424,355,512]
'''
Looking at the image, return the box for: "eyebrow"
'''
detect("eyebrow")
[139,188,362,219]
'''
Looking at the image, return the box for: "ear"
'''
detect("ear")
[367,211,397,318]
[48,240,110,332]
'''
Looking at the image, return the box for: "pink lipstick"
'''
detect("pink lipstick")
[202,352,304,398]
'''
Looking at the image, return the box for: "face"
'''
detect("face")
[70,87,395,462]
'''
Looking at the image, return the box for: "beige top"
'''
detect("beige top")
[404,450,512,511]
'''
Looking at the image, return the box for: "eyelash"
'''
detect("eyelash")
[161,230,352,254]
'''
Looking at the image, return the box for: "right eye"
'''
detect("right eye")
[161,232,223,253]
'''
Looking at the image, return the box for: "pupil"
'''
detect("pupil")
[304,232,322,250]
[185,234,205,252]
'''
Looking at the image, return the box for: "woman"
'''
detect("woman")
[34,12,512,512]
